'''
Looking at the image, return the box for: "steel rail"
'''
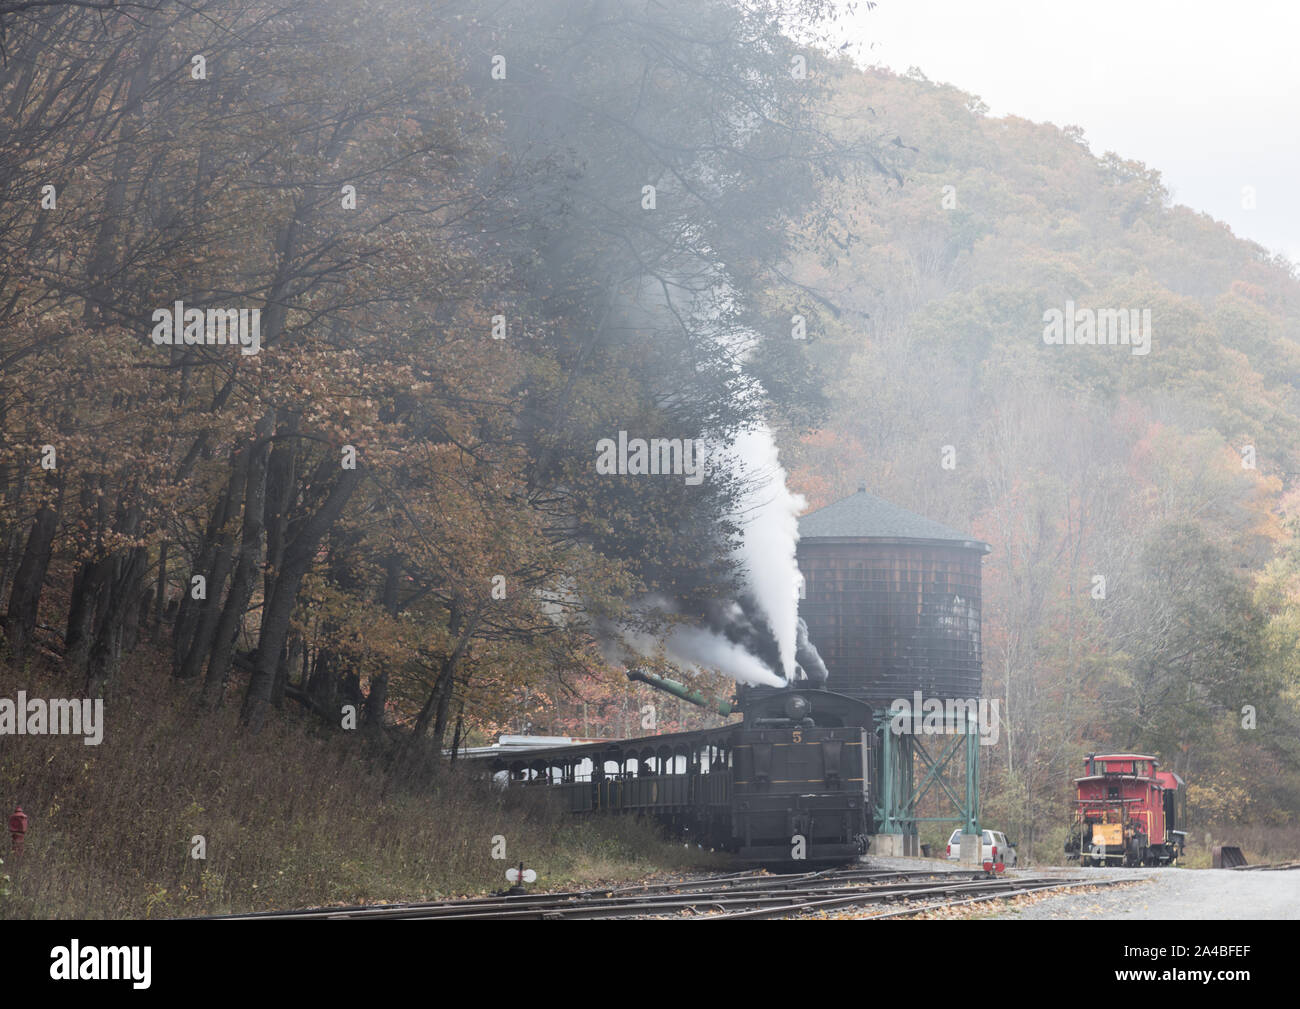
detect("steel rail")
[858,876,1138,920]
[411,875,1003,921]
[202,867,989,921]
[1228,860,1300,871]
[231,871,1075,921]
[691,875,1110,921]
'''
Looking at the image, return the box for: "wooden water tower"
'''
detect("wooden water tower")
[797,484,991,856]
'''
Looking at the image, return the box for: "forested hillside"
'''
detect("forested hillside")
[0,0,877,748]
[787,67,1300,850]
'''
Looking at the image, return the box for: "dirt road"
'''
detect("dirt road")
[858,855,1298,919]
[992,866,1300,919]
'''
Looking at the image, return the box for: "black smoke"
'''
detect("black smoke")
[795,617,829,684]
[702,593,785,680]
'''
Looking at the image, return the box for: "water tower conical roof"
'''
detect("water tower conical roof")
[798,484,988,550]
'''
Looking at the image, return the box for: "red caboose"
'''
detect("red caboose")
[1065,753,1186,866]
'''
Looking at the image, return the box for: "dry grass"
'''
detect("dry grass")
[0,652,724,919]
[1179,823,1300,868]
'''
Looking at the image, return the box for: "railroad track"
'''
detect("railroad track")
[210,866,1129,921]
[1228,860,1300,871]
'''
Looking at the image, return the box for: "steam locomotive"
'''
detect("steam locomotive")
[473,489,1000,865]
[729,684,873,861]
[476,673,875,864]
[1064,753,1186,866]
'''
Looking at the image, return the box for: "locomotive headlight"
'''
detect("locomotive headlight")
[784,695,810,720]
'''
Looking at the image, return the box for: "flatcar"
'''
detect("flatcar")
[1064,753,1186,866]
[477,676,874,864]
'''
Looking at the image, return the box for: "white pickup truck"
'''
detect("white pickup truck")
[945,828,1018,867]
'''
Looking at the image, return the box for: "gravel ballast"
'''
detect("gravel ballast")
[857,856,1300,919]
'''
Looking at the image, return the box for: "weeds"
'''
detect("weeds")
[0,655,722,918]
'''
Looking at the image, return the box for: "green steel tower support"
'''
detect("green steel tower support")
[873,709,981,848]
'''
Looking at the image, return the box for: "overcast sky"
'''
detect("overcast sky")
[834,0,1300,266]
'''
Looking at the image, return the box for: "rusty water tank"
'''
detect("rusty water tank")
[796,484,990,704]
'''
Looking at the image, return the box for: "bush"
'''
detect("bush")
[0,656,723,918]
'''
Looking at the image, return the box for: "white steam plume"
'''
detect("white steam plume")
[617,624,785,688]
[730,426,805,679]
[663,626,786,687]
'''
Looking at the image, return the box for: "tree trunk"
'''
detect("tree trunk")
[4,502,59,661]
[241,467,361,732]
[449,710,464,764]
[0,465,28,609]
[152,540,168,635]
[364,671,388,736]
[431,672,458,753]
[85,539,147,696]
[174,470,240,673]
[121,546,148,653]
[262,412,299,606]
[363,552,400,735]
[201,411,275,706]
[65,552,112,674]
[176,444,251,681]
[410,604,482,747]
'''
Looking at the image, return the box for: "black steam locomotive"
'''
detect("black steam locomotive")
[478,675,875,864]
[730,685,873,861]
